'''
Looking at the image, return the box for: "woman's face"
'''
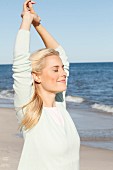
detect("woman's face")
[39,55,67,94]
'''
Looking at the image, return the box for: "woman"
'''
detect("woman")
[12,0,80,169]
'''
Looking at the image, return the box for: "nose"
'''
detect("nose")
[60,68,67,77]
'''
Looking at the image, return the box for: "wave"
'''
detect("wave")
[66,95,84,103]
[0,90,113,114]
[0,89,14,100]
[92,103,113,114]
[0,91,85,104]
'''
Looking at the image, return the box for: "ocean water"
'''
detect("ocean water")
[0,63,113,150]
[66,62,113,112]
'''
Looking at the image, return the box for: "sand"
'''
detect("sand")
[0,107,113,170]
[80,146,113,170]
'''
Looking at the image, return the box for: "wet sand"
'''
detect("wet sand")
[0,107,113,170]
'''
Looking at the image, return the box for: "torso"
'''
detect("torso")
[18,102,80,170]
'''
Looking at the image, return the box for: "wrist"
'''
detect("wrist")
[20,19,31,31]
[32,21,41,27]
[23,15,33,24]
[32,16,41,27]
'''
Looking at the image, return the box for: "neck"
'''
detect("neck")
[37,88,56,107]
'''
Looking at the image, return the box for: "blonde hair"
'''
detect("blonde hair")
[20,48,59,131]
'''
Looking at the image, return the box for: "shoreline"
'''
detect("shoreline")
[0,107,113,170]
[67,103,113,151]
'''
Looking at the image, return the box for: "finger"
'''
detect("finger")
[23,0,31,12]
[28,1,35,14]
[31,1,36,4]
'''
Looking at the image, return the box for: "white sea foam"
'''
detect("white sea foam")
[92,103,113,113]
[0,91,85,104]
[0,90,14,99]
[66,95,84,103]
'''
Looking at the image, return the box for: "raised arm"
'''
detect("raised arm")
[28,2,69,73]
[33,24,59,49]
[33,24,69,74]
[35,25,69,107]
[12,0,36,111]
[29,3,69,107]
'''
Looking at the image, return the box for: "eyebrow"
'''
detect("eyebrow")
[51,65,64,68]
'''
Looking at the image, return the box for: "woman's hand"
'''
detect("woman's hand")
[21,0,41,26]
[28,1,41,26]
[21,0,35,24]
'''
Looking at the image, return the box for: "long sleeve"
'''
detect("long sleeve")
[12,30,34,110]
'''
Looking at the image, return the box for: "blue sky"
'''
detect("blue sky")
[1,0,113,64]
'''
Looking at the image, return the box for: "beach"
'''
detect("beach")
[0,107,113,170]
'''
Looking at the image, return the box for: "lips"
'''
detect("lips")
[57,79,66,83]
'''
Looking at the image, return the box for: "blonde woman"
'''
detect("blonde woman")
[12,0,80,169]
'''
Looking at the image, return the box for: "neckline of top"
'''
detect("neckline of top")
[43,106,57,109]
[42,102,58,109]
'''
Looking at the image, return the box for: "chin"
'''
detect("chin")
[56,87,67,93]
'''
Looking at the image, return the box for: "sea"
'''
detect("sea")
[0,63,113,151]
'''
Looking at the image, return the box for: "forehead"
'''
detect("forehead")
[44,55,63,67]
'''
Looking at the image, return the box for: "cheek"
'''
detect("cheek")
[42,72,58,84]
[49,76,57,82]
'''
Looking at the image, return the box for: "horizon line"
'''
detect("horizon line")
[0,61,113,65]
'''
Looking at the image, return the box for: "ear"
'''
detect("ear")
[32,72,41,84]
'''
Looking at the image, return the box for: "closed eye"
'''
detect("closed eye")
[52,65,64,72]
[53,70,58,72]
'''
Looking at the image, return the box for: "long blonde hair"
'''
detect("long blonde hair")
[20,48,59,131]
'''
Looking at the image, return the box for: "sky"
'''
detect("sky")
[1,0,113,64]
